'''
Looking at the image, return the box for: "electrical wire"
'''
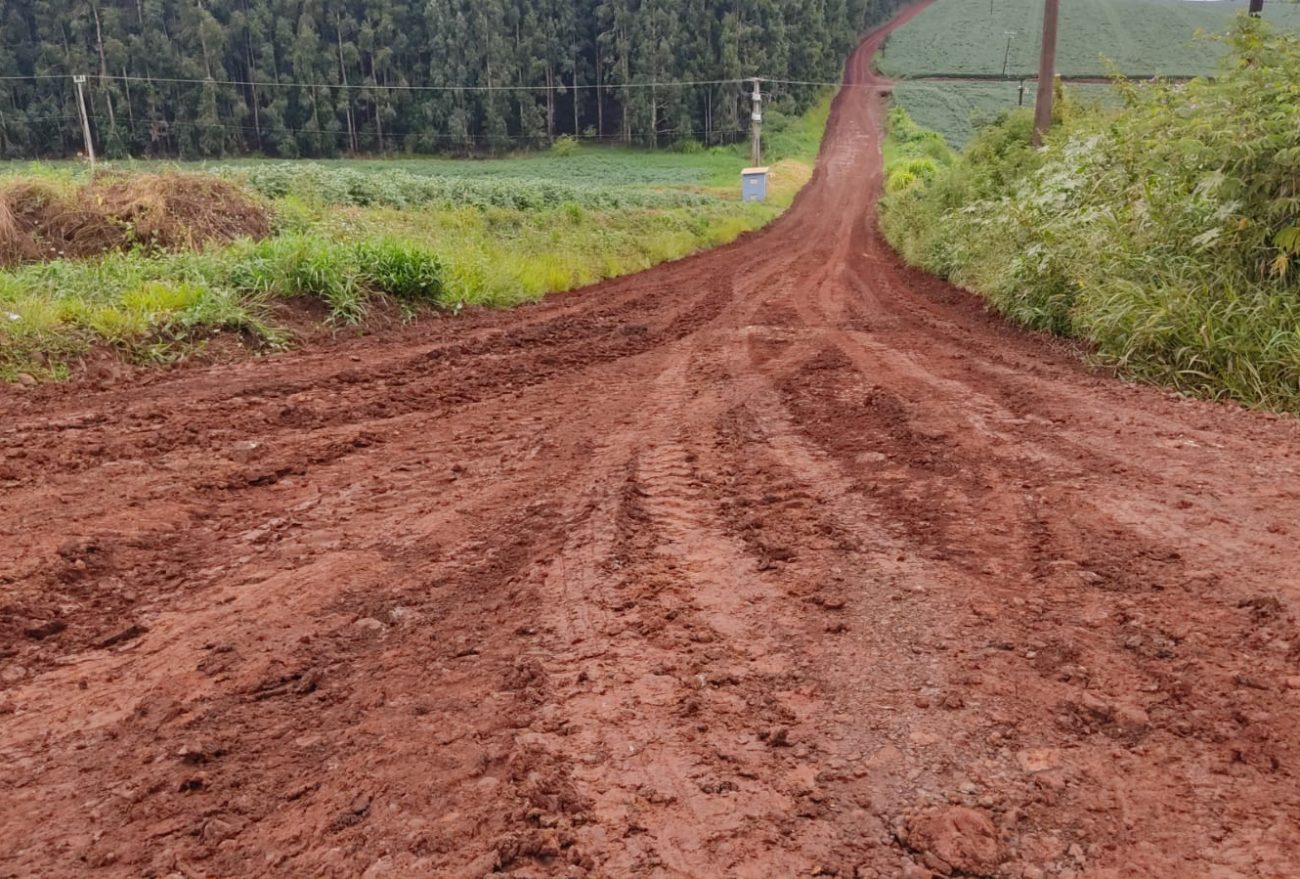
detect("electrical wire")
[8,72,769,92]
[0,70,849,92]
[101,113,749,141]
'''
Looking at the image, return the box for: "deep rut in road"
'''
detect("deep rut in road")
[3,6,1300,878]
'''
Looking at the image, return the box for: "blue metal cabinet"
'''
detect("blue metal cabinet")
[741,167,769,203]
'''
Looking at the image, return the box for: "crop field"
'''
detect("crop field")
[891,80,1115,147]
[28,150,761,212]
[0,101,826,381]
[881,0,1300,145]
[880,0,1300,79]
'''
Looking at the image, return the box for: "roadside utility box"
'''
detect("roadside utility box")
[741,167,769,203]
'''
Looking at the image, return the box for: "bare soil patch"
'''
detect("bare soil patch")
[0,172,270,266]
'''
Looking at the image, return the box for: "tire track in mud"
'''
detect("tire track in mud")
[4,3,1300,877]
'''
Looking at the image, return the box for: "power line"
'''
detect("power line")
[94,73,760,92]
[0,71,840,92]
[88,111,748,142]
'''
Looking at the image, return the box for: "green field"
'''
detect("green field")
[15,150,754,212]
[880,0,1300,79]
[882,0,1300,145]
[891,80,1116,147]
[0,102,828,382]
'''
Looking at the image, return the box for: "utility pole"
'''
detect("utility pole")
[1002,31,1017,79]
[73,74,96,166]
[750,78,763,166]
[1032,0,1059,148]
[1249,0,1263,15]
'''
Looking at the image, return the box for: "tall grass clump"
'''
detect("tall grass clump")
[879,16,1300,412]
[222,235,446,322]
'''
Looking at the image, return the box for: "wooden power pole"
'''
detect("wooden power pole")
[750,78,762,167]
[1032,0,1060,148]
[73,74,96,166]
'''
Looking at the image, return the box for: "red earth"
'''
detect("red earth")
[3,7,1300,878]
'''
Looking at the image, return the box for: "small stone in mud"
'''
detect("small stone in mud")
[353,617,386,635]
[1077,692,1112,719]
[1113,703,1149,732]
[23,619,67,640]
[177,743,210,764]
[228,440,263,463]
[96,623,148,650]
[200,816,241,844]
[762,727,791,747]
[905,806,1003,876]
[0,665,29,684]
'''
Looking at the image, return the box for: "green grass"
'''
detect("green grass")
[0,97,829,381]
[880,0,1300,79]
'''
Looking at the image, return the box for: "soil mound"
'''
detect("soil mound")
[0,173,270,267]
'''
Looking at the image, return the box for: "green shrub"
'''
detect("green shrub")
[550,135,579,157]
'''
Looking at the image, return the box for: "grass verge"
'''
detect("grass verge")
[0,96,829,382]
[878,17,1300,413]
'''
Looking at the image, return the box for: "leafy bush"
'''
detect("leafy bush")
[886,169,920,194]
[880,16,1300,411]
[549,135,579,157]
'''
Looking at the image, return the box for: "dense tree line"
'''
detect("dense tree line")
[0,0,907,158]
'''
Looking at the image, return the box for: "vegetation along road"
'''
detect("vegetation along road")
[3,5,1300,878]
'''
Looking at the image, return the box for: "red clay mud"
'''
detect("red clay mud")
[2,7,1299,878]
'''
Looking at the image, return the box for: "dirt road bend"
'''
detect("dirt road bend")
[3,8,1300,879]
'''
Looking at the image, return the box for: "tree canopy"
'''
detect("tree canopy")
[0,0,907,158]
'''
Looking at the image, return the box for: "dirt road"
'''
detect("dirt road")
[3,8,1300,878]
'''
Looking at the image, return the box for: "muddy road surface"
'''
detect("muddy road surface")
[3,9,1300,879]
